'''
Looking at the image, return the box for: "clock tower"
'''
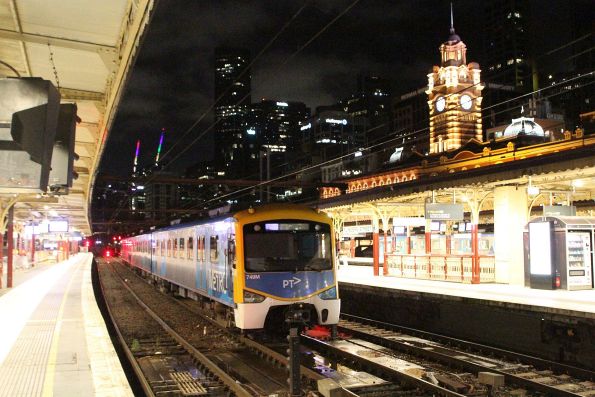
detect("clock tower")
[426,7,484,154]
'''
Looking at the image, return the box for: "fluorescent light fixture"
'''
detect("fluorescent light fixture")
[527,185,540,196]
[571,179,584,188]
[276,102,288,107]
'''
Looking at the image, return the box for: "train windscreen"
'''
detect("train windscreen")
[243,221,332,272]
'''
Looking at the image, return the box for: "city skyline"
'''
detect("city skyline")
[98,0,592,179]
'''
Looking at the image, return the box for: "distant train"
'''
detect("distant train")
[120,204,341,330]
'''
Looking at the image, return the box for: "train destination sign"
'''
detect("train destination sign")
[424,203,464,221]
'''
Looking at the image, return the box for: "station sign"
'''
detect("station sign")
[543,205,576,216]
[49,220,69,232]
[424,203,464,221]
[342,224,373,237]
[393,217,426,227]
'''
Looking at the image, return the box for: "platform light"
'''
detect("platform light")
[527,185,540,196]
[571,179,584,188]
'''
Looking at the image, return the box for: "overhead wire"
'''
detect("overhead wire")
[176,32,595,206]
[177,32,595,209]
[105,0,362,226]
[103,13,593,229]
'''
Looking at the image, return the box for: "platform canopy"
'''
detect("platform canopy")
[0,0,156,235]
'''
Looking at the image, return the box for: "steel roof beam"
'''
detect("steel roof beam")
[0,28,118,69]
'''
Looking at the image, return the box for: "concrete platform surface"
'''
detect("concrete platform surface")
[0,253,132,397]
[338,265,595,318]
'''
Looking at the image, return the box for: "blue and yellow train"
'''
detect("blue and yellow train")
[121,204,340,330]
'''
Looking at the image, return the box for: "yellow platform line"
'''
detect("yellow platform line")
[41,260,80,397]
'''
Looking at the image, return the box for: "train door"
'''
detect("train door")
[162,236,169,277]
[196,229,207,291]
[150,234,156,274]
[227,232,236,298]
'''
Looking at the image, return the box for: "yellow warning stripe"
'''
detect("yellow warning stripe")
[42,260,79,397]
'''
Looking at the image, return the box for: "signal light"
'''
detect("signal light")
[105,250,111,257]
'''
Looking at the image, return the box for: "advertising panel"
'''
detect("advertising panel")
[529,221,553,275]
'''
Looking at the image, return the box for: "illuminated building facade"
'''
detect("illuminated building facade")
[301,109,355,163]
[246,100,309,177]
[427,14,484,154]
[393,87,430,154]
[214,48,251,178]
[342,74,392,146]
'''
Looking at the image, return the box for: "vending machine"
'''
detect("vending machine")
[526,216,594,290]
[565,230,593,290]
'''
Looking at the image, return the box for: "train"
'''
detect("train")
[120,204,341,330]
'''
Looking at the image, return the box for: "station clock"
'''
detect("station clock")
[460,94,473,110]
[435,96,446,112]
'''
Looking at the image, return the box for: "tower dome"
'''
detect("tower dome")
[502,117,545,138]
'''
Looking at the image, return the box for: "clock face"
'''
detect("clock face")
[460,94,473,110]
[435,96,446,112]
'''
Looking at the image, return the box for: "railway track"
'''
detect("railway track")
[302,314,595,397]
[97,257,305,396]
[97,256,595,396]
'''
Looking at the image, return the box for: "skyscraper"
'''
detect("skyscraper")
[246,100,308,177]
[214,48,251,178]
[343,73,392,147]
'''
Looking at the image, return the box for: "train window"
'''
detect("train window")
[199,236,205,262]
[179,238,185,255]
[187,237,193,259]
[244,221,333,272]
[202,236,206,261]
[167,240,171,257]
[228,238,236,268]
[152,241,156,255]
[174,238,178,256]
[210,235,218,262]
[161,240,165,255]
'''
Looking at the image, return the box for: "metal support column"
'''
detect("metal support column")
[7,206,14,288]
[31,232,35,266]
[0,232,3,289]
[471,223,480,284]
[287,327,301,396]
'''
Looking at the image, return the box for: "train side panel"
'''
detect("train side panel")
[203,219,234,306]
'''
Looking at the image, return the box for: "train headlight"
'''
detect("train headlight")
[318,287,337,300]
[243,290,266,303]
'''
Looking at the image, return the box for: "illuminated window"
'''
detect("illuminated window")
[187,237,193,259]
[210,235,219,262]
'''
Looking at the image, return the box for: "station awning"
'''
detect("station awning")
[0,0,156,235]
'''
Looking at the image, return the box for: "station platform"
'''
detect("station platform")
[337,264,595,318]
[0,253,132,397]
[337,264,595,370]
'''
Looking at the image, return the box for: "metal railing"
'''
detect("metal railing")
[386,254,496,283]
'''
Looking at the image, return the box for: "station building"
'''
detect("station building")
[318,22,595,290]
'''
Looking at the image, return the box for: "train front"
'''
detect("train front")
[233,206,340,330]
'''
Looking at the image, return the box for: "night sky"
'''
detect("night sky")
[98,0,582,177]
